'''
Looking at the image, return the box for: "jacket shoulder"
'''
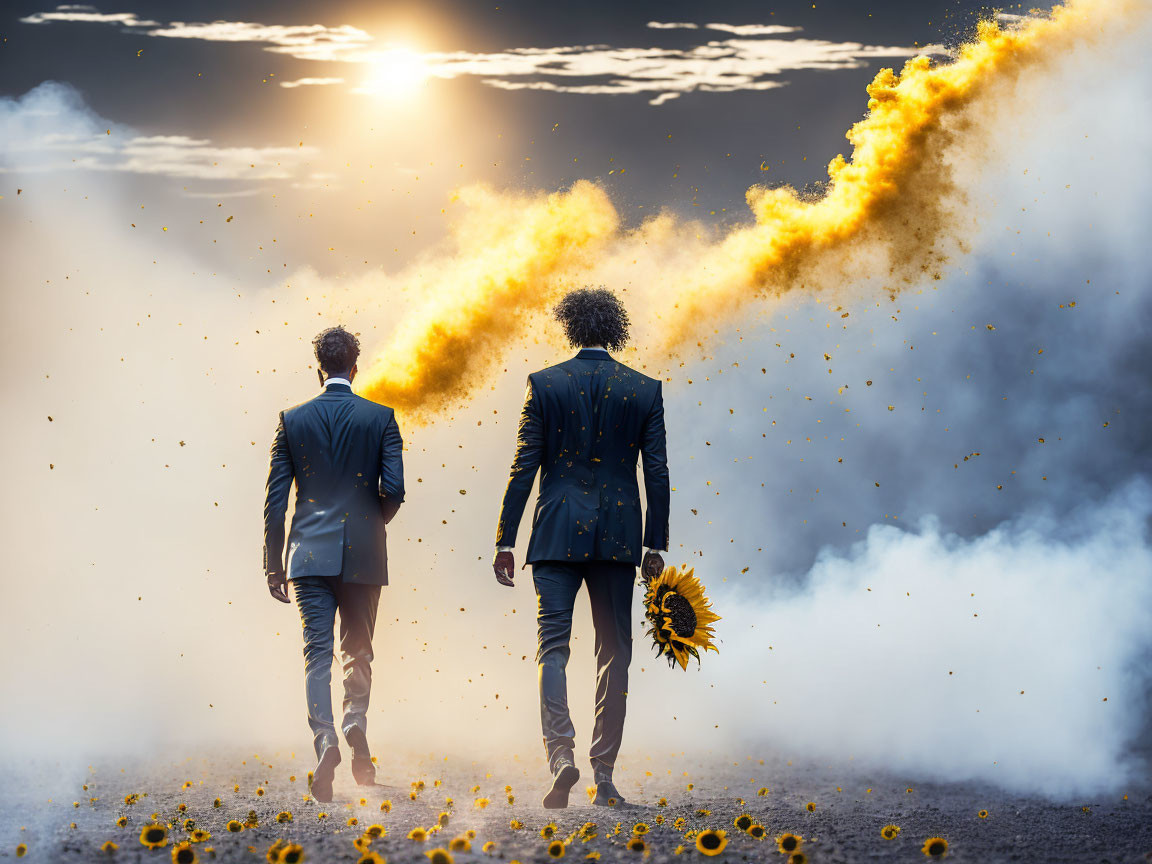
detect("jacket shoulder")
[281,393,321,419]
[615,360,659,387]
[351,393,395,417]
[528,361,575,387]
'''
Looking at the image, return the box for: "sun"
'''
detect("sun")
[360,46,428,99]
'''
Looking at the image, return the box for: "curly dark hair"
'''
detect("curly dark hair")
[312,325,360,376]
[553,287,630,351]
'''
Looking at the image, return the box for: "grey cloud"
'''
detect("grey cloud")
[21,5,933,105]
[0,82,318,181]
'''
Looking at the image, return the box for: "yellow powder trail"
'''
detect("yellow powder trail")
[358,0,1143,424]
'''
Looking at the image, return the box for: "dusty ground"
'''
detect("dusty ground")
[2,751,1150,863]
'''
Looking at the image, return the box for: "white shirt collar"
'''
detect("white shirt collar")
[324,377,352,389]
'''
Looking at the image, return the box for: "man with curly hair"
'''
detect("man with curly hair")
[264,325,405,801]
[493,287,669,809]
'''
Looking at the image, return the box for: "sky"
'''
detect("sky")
[1,0,1151,799]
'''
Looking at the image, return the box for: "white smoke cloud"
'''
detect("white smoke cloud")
[667,481,1152,797]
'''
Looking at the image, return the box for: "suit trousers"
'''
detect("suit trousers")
[293,575,381,759]
[532,560,634,781]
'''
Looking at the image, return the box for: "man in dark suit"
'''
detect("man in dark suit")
[493,287,669,809]
[264,326,404,803]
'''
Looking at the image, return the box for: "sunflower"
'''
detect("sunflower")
[380,801,393,813]
[101,841,118,853]
[212,799,222,809]
[474,798,490,809]
[317,813,328,821]
[632,822,650,835]
[182,818,195,831]
[540,823,559,839]
[190,830,210,843]
[357,853,385,864]
[805,802,816,812]
[408,828,428,842]
[365,825,386,839]
[673,817,687,831]
[734,814,752,832]
[777,833,802,854]
[626,837,647,853]
[353,837,372,854]
[116,816,128,828]
[425,850,454,864]
[347,817,360,827]
[449,836,471,852]
[695,830,726,856]
[579,822,598,841]
[881,824,901,840]
[657,798,668,807]
[482,841,496,854]
[748,824,766,839]
[226,821,244,833]
[788,854,808,864]
[654,815,665,826]
[756,787,769,797]
[140,825,169,849]
[695,809,710,818]
[267,840,287,863]
[643,566,721,668]
[921,837,948,857]
[977,809,988,819]
[256,788,266,797]
[278,843,305,864]
[276,812,293,824]
[509,820,524,831]
[15,845,27,858]
[171,842,198,864]
[547,840,566,858]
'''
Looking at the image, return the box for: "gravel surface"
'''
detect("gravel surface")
[2,752,1149,863]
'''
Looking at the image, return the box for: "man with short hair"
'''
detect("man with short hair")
[493,287,670,809]
[264,325,404,802]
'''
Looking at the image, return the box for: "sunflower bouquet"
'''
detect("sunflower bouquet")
[643,565,720,669]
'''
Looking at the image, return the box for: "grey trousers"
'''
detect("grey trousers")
[532,560,634,781]
[292,575,381,759]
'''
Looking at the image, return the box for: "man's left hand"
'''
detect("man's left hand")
[641,550,665,584]
[267,572,290,604]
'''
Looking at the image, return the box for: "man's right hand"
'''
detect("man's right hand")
[267,572,290,604]
[493,550,515,587]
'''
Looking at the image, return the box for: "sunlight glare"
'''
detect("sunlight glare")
[360,46,429,99]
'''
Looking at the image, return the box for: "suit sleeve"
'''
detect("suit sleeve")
[379,410,405,525]
[263,411,294,576]
[495,376,545,548]
[641,381,670,551]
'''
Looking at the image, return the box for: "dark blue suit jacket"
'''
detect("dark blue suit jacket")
[264,383,405,585]
[496,349,669,565]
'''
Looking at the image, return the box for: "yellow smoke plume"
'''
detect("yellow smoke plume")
[359,0,1142,423]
